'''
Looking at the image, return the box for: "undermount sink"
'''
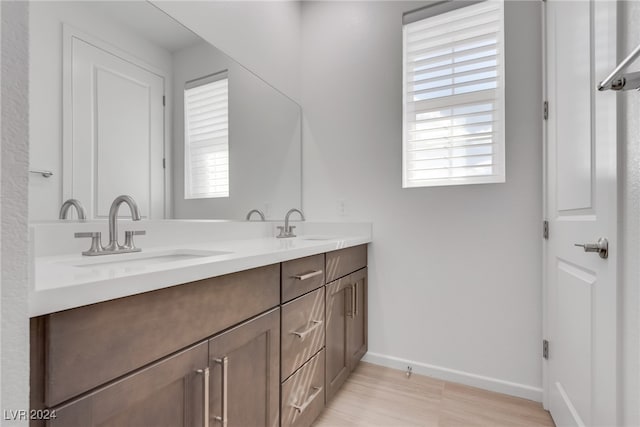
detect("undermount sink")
[299,235,337,241]
[64,249,232,269]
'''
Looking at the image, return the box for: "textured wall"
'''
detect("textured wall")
[1,1,30,424]
[301,0,543,399]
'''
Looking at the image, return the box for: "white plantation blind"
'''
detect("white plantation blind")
[402,1,505,188]
[184,73,229,199]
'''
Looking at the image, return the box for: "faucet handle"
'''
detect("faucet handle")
[287,226,297,237]
[123,230,145,250]
[75,232,103,256]
[276,226,287,238]
[74,232,99,238]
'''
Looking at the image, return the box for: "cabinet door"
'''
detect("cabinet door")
[348,268,367,369]
[48,342,209,427]
[208,308,280,427]
[325,276,352,403]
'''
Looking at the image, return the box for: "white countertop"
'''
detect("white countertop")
[30,222,371,317]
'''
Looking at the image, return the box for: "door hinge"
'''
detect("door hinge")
[543,101,548,120]
[162,158,166,169]
[543,220,549,240]
[162,95,166,106]
[543,339,549,359]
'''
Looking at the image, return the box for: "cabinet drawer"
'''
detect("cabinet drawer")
[281,288,325,381]
[281,349,325,427]
[44,264,279,407]
[325,245,367,283]
[281,254,325,303]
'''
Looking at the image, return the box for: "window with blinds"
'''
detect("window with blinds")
[184,73,229,199]
[402,1,505,188]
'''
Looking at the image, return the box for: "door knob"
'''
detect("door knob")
[574,238,608,259]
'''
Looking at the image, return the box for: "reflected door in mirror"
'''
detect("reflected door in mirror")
[65,28,165,219]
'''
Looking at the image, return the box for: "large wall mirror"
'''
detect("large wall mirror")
[28,1,301,221]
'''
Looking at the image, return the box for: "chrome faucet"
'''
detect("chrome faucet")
[74,195,145,256]
[105,195,142,251]
[277,208,305,238]
[59,199,86,220]
[246,209,266,221]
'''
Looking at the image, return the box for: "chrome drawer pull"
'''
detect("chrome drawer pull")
[353,282,358,316]
[291,270,323,281]
[213,357,228,427]
[196,368,210,427]
[291,386,323,414]
[291,320,323,341]
[347,286,354,318]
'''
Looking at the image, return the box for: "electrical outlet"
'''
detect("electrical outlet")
[337,199,347,216]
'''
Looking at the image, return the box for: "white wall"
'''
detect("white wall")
[301,0,544,399]
[28,1,174,221]
[172,42,301,220]
[621,1,640,425]
[1,1,30,424]
[152,1,301,104]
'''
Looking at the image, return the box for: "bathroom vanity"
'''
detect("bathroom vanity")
[29,223,370,427]
[26,1,369,424]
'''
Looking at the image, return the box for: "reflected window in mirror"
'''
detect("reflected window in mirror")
[184,71,229,199]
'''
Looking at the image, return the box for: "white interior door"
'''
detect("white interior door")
[545,1,618,425]
[65,30,165,219]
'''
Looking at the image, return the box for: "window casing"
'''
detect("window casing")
[402,1,505,188]
[184,72,229,199]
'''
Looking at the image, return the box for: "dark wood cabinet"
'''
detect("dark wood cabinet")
[324,275,352,403]
[325,245,367,283]
[208,308,280,427]
[281,254,325,303]
[31,245,368,427]
[280,349,325,427]
[47,309,281,427]
[348,267,368,368]
[281,287,325,381]
[280,260,327,427]
[48,342,209,427]
[325,266,368,404]
[41,265,279,407]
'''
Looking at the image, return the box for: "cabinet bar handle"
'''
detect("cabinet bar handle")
[213,357,228,427]
[290,320,323,341]
[196,368,210,427]
[291,386,323,414]
[347,286,354,318]
[354,282,358,316]
[291,270,323,281]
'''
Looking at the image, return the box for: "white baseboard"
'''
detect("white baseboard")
[362,351,543,402]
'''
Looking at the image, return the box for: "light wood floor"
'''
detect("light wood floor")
[313,362,555,427]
